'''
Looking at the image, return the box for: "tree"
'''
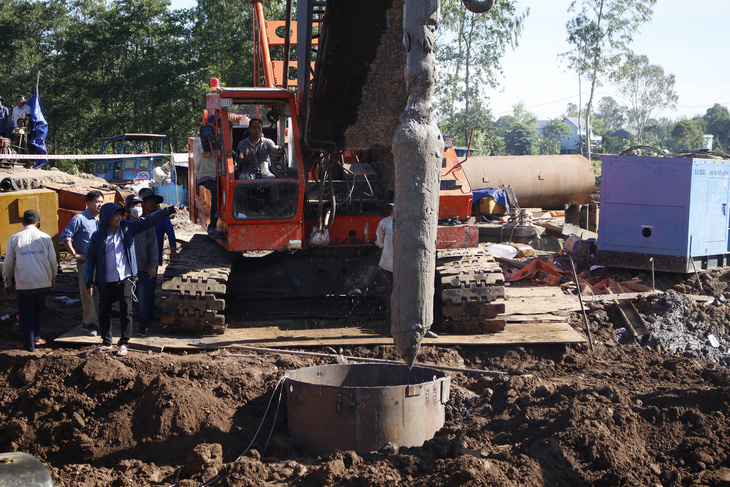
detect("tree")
[494,101,537,137]
[671,120,704,152]
[704,103,730,150]
[595,96,626,132]
[615,53,677,143]
[561,0,656,158]
[439,98,504,155]
[436,0,527,143]
[504,122,535,155]
[539,118,571,155]
[564,102,579,118]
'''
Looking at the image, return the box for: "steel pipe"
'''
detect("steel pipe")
[462,154,596,210]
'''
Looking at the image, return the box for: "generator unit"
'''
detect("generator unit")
[597,155,730,273]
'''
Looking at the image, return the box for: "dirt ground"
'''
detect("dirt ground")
[2,169,730,486]
[3,242,730,486]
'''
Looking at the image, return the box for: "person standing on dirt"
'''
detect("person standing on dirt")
[125,193,158,338]
[235,118,282,180]
[0,96,9,137]
[194,132,223,238]
[84,202,177,356]
[60,190,104,336]
[3,210,57,352]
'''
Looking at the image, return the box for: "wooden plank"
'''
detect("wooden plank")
[504,285,581,314]
[55,321,585,350]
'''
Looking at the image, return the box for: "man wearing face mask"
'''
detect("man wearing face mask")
[124,193,158,338]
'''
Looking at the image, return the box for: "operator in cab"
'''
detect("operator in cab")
[235,118,282,180]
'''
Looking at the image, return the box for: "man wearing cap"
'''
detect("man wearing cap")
[84,201,177,356]
[139,187,177,264]
[0,96,9,138]
[3,210,58,352]
[125,193,158,337]
[60,190,104,336]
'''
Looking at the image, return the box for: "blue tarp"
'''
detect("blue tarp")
[26,91,48,169]
[471,187,510,213]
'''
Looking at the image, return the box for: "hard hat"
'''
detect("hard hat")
[124,194,143,207]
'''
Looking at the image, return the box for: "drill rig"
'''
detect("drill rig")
[161,0,505,336]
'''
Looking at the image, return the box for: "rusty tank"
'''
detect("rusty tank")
[286,363,450,455]
[462,154,596,210]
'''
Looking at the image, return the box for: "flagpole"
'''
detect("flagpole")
[36,71,40,93]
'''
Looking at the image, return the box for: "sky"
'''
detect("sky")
[488,0,730,121]
[169,0,730,122]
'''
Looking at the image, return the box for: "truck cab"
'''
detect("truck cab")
[190,87,306,252]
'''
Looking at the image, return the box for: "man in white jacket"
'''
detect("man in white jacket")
[3,210,58,351]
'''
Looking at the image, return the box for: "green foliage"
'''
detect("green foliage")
[615,53,677,143]
[671,119,704,152]
[704,104,730,150]
[561,0,657,155]
[539,118,571,155]
[495,101,537,138]
[438,99,504,156]
[504,122,535,155]
[595,97,626,133]
[0,0,286,173]
[601,135,633,155]
[435,0,527,143]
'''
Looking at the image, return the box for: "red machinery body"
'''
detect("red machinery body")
[163,0,505,336]
[188,90,478,254]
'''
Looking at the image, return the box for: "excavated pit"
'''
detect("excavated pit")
[286,363,450,455]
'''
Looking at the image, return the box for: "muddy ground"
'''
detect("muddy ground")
[2,238,730,486]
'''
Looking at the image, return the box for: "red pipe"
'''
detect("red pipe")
[252,0,276,87]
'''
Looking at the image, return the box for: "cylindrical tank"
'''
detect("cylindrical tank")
[462,155,596,210]
[286,363,450,455]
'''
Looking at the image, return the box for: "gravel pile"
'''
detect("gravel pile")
[641,291,730,366]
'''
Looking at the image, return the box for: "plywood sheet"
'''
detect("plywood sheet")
[503,285,581,315]
[55,320,585,350]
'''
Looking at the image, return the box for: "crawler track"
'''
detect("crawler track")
[160,234,236,334]
[436,247,506,332]
[161,237,506,335]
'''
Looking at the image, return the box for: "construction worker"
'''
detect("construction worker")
[9,95,30,129]
[236,118,282,180]
[3,210,58,351]
[0,96,9,137]
[125,193,158,337]
[375,209,394,325]
[84,202,177,356]
[60,190,103,336]
[194,132,223,238]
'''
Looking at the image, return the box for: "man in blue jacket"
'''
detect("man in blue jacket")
[85,202,177,356]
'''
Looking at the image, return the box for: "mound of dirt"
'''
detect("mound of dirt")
[0,167,113,190]
[0,326,730,486]
[3,246,730,485]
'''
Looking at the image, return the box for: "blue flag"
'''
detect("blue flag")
[26,91,48,169]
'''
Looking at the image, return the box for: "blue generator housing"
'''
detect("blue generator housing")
[597,155,730,273]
